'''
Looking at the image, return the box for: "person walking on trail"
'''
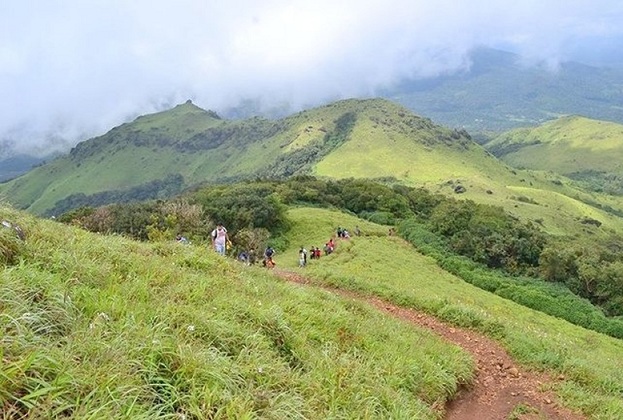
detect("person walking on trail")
[263,246,276,268]
[299,246,308,267]
[211,222,228,256]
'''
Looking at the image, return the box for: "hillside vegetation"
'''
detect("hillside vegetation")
[3,98,623,245]
[55,178,623,331]
[486,115,623,195]
[2,204,475,419]
[4,199,623,418]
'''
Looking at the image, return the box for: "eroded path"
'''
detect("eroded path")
[275,269,585,420]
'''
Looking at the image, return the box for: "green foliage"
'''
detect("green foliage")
[46,174,185,217]
[540,240,623,317]
[190,183,290,238]
[424,199,546,272]
[258,111,357,177]
[399,218,623,339]
[57,175,623,323]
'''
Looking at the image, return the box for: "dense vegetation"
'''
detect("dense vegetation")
[47,174,185,217]
[57,177,623,331]
[258,112,358,178]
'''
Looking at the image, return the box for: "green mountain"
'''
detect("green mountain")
[0,98,490,216]
[387,48,623,132]
[3,98,623,239]
[485,115,623,194]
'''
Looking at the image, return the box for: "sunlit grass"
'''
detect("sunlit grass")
[1,205,474,418]
[283,207,623,419]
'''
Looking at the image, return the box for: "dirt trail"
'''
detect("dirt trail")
[274,269,585,420]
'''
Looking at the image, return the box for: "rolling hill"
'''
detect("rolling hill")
[3,98,623,239]
[485,116,623,194]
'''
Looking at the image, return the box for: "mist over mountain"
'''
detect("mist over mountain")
[3,0,623,160]
[385,48,623,132]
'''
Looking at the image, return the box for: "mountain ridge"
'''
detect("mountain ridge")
[3,98,623,241]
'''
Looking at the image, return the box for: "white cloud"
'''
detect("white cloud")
[1,0,623,155]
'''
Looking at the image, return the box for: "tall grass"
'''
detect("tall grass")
[1,205,474,419]
[282,207,623,419]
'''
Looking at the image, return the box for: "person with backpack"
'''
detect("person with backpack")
[211,222,228,256]
[263,245,275,268]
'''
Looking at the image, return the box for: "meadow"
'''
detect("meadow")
[280,207,623,419]
[3,192,623,418]
[2,204,474,419]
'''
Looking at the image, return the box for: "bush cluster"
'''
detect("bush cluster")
[57,176,623,321]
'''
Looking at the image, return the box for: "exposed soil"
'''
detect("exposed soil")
[274,268,586,420]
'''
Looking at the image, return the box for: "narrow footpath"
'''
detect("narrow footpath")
[274,268,585,420]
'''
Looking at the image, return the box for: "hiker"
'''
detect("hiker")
[263,245,275,268]
[314,247,321,259]
[299,246,308,267]
[337,226,343,238]
[237,250,250,264]
[324,240,334,256]
[211,222,228,256]
[354,225,361,236]
[248,249,257,265]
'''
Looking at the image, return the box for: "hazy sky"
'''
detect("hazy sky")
[2,0,623,156]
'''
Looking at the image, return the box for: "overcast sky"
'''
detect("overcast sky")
[2,0,623,156]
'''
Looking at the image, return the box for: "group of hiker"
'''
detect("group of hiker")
[296,225,360,267]
[176,222,361,269]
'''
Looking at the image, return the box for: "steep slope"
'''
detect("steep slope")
[0,204,475,419]
[2,203,622,418]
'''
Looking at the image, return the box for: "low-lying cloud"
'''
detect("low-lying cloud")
[2,0,623,156]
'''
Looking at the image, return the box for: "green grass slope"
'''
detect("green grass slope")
[486,115,623,174]
[310,101,623,238]
[280,207,623,418]
[3,202,623,418]
[1,204,475,419]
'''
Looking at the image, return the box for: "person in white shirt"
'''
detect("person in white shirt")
[211,223,228,256]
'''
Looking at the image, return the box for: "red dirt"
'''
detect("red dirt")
[274,269,586,420]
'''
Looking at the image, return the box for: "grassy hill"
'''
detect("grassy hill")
[3,98,623,241]
[386,47,623,132]
[485,116,623,194]
[2,203,622,418]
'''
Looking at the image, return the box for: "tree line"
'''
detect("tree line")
[57,176,623,318]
